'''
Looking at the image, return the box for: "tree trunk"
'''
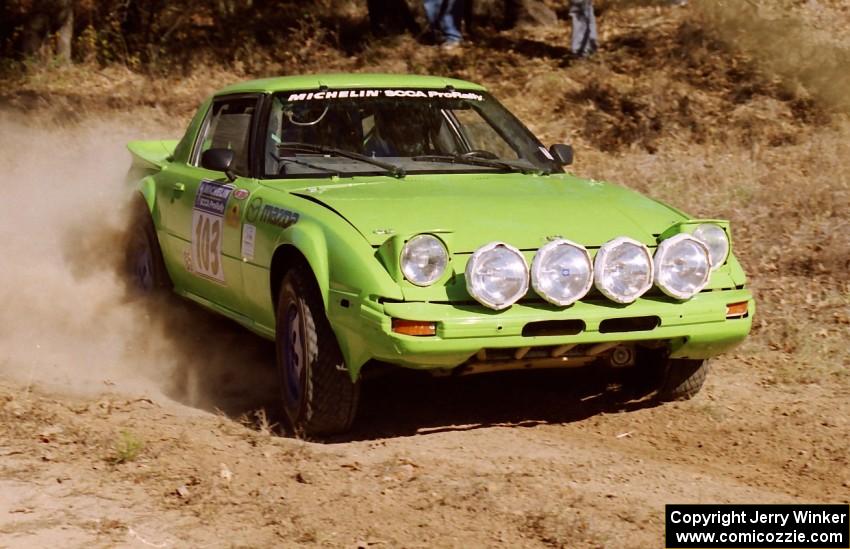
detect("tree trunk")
[21,8,50,58]
[367,0,420,36]
[505,0,558,27]
[472,0,557,29]
[20,0,75,62]
[464,0,475,33]
[56,0,73,63]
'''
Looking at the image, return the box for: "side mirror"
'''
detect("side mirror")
[549,144,574,166]
[201,148,236,181]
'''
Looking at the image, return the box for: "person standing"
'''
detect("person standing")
[424,0,464,49]
[569,0,597,57]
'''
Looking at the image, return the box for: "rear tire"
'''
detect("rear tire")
[275,263,360,438]
[657,359,709,401]
[126,199,170,293]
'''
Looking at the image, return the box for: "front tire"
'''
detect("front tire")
[657,358,709,401]
[276,264,360,437]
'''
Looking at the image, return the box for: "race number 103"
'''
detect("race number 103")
[191,180,233,283]
[193,211,223,281]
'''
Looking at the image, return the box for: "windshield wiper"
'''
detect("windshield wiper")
[270,151,340,177]
[412,154,541,174]
[278,141,406,178]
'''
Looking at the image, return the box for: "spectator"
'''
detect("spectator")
[569,0,597,58]
[424,0,464,49]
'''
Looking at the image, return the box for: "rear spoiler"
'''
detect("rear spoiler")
[127,139,179,170]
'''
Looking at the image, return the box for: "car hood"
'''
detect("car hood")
[286,173,687,251]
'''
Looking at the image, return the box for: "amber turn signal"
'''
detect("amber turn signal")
[726,301,749,318]
[392,319,437,336]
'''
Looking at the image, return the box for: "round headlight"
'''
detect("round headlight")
[465,242,529,310]
[531,239,593,307]
[401,234,448,286]
[654,234,711,300]
[594,237,654,304]
[692,224,729,270]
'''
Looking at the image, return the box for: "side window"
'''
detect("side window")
[192,97,258,176]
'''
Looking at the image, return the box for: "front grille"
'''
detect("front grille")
[522,319,586,337]
[598,316,660,333]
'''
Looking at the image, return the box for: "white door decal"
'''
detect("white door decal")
[191,180,233,283]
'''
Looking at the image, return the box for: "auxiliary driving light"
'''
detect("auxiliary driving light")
[594,237,654,304]
[531,239,593,307]
[653,234,711,300]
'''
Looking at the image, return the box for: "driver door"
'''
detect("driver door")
[158,94,261,314]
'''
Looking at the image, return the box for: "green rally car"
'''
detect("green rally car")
[126,73,754,436]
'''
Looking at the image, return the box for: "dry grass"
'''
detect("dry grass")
[110,431,144,464]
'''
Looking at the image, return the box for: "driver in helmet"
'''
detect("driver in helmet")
[364,106,431,157]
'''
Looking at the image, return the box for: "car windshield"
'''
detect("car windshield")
[263,88,561,178]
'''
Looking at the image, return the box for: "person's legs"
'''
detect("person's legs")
[586,1,598,54]
[425,0,462,45]
[570,0,596,56]
[439,0,463,44]
[451,0,466,34]
[423,0,441,27]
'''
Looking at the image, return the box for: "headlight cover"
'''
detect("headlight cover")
[531,239,593,307]
[400,234,448,286]
[465,242,529,310]
[692,224,729,270]
[594,237,654,304]
[653,234,711,300]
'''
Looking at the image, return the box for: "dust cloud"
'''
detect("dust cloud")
[0,110,277,415]
[694,0,850,114]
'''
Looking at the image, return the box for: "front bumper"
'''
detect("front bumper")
[329,288,754,378]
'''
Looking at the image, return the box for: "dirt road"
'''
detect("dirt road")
[2,347,848,548]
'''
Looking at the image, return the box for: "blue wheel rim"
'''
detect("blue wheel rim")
[284,302,305,405]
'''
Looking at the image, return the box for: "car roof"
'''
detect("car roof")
[215,73,487,95]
